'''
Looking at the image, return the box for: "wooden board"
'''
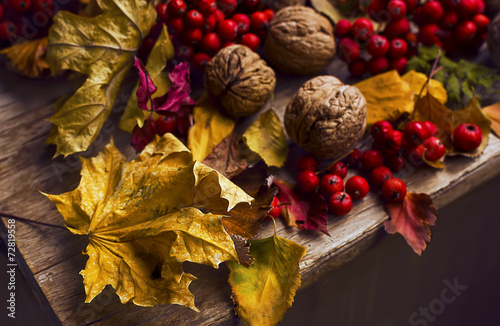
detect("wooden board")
[1,57,500,326]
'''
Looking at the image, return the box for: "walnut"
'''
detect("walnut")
[265,6,336,76]
[204,45,276,118]
[487,14,500,68]
[284,76,367,159]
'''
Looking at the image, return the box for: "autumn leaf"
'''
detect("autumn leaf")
[274,179,329,236]
[202,131,261,179]
[0,38,49,78]
[482,102,500,137]
[43,134,254,309]
[243,109,289,168]
[227,233,306,326]
[450,95,491,157]
[402,70,448,104]
[384,193,438,255]
[120,26,175,133]
[46,0,156,156]
[355,70,415,127]
[188,93,235,161]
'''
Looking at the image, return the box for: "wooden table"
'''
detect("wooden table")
[1,54,500,325]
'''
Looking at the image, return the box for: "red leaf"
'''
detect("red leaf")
[273,179,329,236]
[154,62,196,113]
[131,116,155,152]
[134,57,157,111]
[384,193,438,255]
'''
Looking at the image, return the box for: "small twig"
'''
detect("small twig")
[0,212,67,230]
[412,50,443,120]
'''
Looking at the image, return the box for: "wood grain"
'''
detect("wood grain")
[1,58,500,326]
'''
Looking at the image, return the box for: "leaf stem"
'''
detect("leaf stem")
[0,212,67,230]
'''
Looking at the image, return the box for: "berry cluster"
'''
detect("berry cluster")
[0,0,76,47]
[414,0,489,53]
[143,0,273,70]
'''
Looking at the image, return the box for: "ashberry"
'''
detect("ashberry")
[320,174,344,196]
[423,136,446,161]
[403,121,430,147]
[297,155,318,172]
[371,120,393,142]
[328,192,353,215]
[345,176,370,200]
[329,161,348,179]
[382,178,407,203]
[335,19,352,38]
[362,149,384,170]
[370,166,393,187]
[367,34,390,58]
[297,170,319,193]
[453,123,482,151]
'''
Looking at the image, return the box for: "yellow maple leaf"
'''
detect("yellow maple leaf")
[43,134,253,309]
[46,0,156,156]
[0,38,49,78]
[119,25,175,133]
[402,70,448,104]
[188,93,235,161]
[482,102,500,137]
[227,233,306,326]
[242,109,289,168]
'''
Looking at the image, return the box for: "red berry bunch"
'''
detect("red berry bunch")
[146,0,273,71]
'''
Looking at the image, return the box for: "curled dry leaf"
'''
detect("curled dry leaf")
[44,134,253,309]
[0,37,49,78]
[227,233,306,326]
[188,93,235,161]
[243,109,289,168]
[482,102,500,137]
[46,0,156,156]
[384,193,438,255]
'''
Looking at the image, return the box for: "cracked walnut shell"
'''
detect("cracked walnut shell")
[265,6,336,76]
[204,45,276,118]
[285,76,367,159]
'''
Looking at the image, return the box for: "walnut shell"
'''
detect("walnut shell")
[265,6,336,76]
[204,45,276,118]
[487,14,500,68]
[285,76,367,159]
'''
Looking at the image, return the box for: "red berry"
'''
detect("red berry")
[441,0,459,9]
[33,0,54,15]
[328,192,353,216]
[192,52,211,70]
[168,0,187,18]
[184,28,203,44]
[297,155,317,172]
[184,9,204,29]
[418,24,441,46]
[218,0,237,15]
[388,38,407,59]
[403,144,424,166]
[348,58,367,77]
[370,166,393,187]
[169,17,185,34]
[214,9,225,22]
[371,120,393,142]
[338,38,361,62]
[345,148,362,168]
[382,178,407,203]
[232,13,250,35]
[390,56,407,74]
[345,176,370,200]
[217,19,238,41]
[177,44,195,60]
[476,0,485,13]
[362,149,384,170]
[320,174,344,196]
[423,136,446,161]
[241,0,259,10]
[422,121,438,137]
[335,19,352,38]
[222,41,235,48]
[351,18,374,44]
[329,161,348,179]
[196,0,217,15]
[138,37,156,60]
[240,33,260,51]
[403,121,430,147]
[454,21,477,44]
[203,14,217,33]
[264,9,275,21]
[383,130,403,153]
[387,0,407,20]
[456,0,478,19]
[250,11,269,31]
[421,1,444,24]
[367,56,389,75]
[155,114,177,136]
[367,35,390,58]
[440,11,458,30]
[156,3,168,21]
[453,123,482,151]
[368,0,390,22]
[0,21,17,41]
[404,0,418,12]
[266,196,281,220]
[384,18,410,39]
[200,32,221,54]
[10,0,31,13]
[297,170,319,193]
[472,14,489,33]
[386,153,406,172]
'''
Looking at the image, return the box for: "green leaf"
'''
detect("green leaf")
[407,56,431,73]
[418,45,440,61]
[446,74,461,105]
[462,80,473,100]
[440,56,458,70]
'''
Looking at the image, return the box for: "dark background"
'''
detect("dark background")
[1,173,500,326]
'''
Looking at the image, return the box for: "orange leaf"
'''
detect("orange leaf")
[384,193,438,255]
[1,38,49,78]
[482,102,500,138]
